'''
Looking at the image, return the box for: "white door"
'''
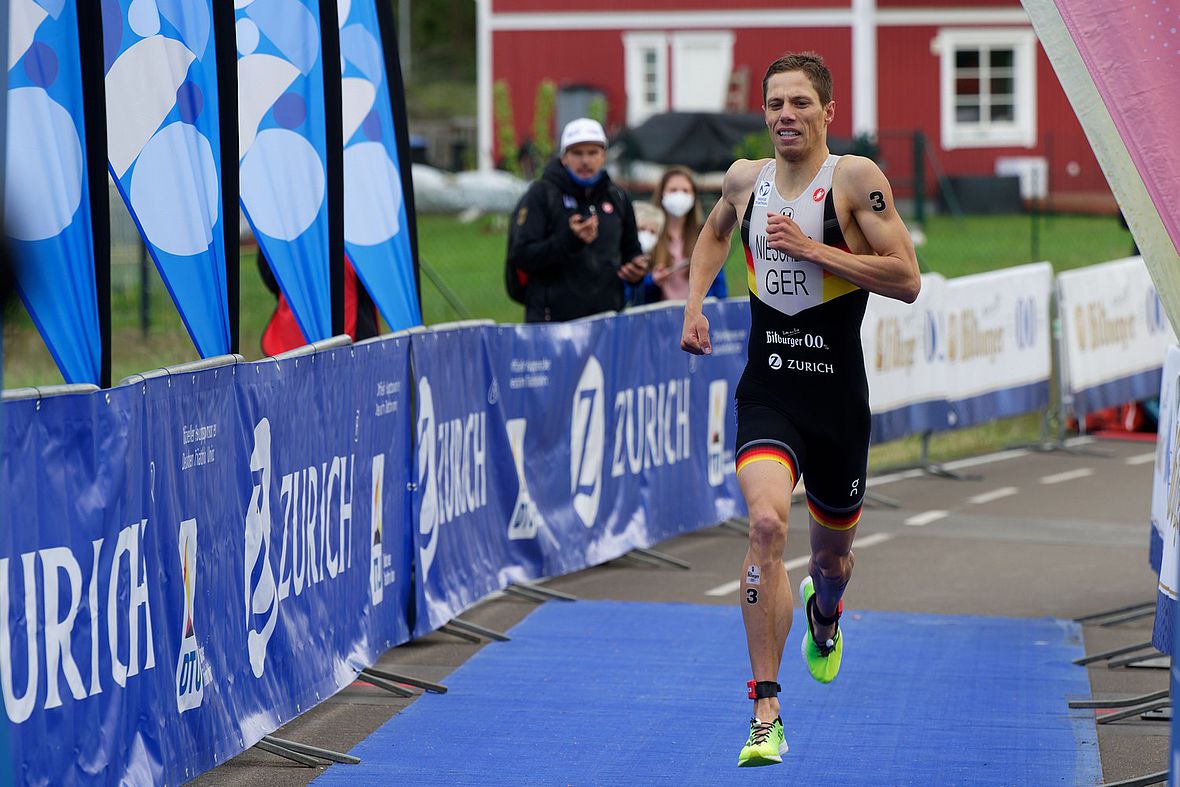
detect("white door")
[670,32,734,112]
[623,32,669,126]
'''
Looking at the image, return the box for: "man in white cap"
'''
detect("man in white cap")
[506,118,647,322]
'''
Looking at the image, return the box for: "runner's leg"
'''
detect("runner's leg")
[807,515,856,645]
[738,460,795,722]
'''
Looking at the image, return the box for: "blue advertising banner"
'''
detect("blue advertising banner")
[0,385,152,784]
[236,0,331,343]
[104,0,230,357]
[696,298,751,524]
[5,0,100,383]
[410,324,517,637]
[236,342,411,739]
[0,340,413,783]
[352,336,415,654]
[337,0,421,332]
[487,302,747,580]
[488,314,616,578]
[593,305,721,558]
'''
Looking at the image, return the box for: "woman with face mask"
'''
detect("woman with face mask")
[643,166,729,303]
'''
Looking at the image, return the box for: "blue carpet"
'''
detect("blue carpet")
[315,602,1099,785]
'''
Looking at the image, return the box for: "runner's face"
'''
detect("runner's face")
[763,71,834,161]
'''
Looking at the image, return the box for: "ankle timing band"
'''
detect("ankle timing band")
[808,593,842,626]
[747,680,781,700]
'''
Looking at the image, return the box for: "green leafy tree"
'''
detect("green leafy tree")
[587,95,607,127]
[494,79,521,175]
[531,80,557,169]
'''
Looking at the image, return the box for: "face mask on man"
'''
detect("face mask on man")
[638,230,658,254]
[567,167,605,187]
[662,191,695,218]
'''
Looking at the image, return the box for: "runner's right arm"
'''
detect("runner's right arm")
[681,160,759,355]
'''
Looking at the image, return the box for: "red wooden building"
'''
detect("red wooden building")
[475,0,1114,211]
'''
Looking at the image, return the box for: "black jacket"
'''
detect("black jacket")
[506,158,643,322]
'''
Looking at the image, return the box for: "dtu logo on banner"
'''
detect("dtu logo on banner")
[415,376,489,577]
[244,418,358,678]
[506,418,545,541]
[370,453,390,607]
[707,380,728,488]
[176,518,204,713]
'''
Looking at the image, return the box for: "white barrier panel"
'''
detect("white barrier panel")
[1152,345,1180,653]
[942,262,1053,428]
[1151,345,1180,574]
[863,273,949,442]
[1057,256,1178,415]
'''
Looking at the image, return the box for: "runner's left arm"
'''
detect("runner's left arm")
[765,156,920,303]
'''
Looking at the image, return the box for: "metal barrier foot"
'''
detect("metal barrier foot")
[261,736,359,764]
[1075,600,1156,624]
[630,547,692,570]
[438,623,483,643]
[920,463,982,481]
[1073,640,1155,666]
[1069,689,1169,709]
[358,670,414,697]
[506,581,578,602]
[445,617,511,642]
[362,667,447,695]
[1108,651,1168,670]
[253,740,320,768]
[1124,655,1171,670]
[1099,608,1157,627]
[1095,698,1171,725]
[618,551,665,568]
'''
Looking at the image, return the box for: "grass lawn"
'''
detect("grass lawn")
[2,209,1137,468]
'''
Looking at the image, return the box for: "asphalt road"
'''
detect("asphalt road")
[194,435,1167,786]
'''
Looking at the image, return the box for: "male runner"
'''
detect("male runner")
[679,52,920,766]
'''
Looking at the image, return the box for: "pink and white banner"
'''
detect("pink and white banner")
[1024,0,1180,335]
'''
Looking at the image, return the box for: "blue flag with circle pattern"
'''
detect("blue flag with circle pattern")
[103,0,230,358]
[5,0,101,383]
[236,0,331,344]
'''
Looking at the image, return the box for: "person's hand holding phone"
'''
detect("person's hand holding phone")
[569,208,599,244]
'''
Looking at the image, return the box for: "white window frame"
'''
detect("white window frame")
[936,28,1037,150]
[669,31,735,113]
[623,32,669,126]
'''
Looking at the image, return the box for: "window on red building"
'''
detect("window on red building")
[938,28,1037,150]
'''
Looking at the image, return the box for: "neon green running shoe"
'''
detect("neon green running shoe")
[737,717,787,767]
[799,576,843,684]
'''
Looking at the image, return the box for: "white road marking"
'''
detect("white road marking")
[1126,452,1157,466]
[904,510,948,527]
[703,532,894,596]
[1039,467,1095,485]
[847,532,894,550]
[968,486,1019,505]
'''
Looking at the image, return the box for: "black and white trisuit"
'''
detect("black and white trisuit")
[735,154,870,529]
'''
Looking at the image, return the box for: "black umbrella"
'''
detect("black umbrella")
[614,112,766,173]
[614,111,873,172]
